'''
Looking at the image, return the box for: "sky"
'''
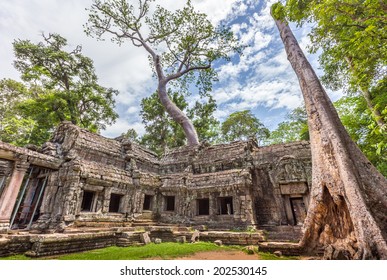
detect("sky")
[0,0,342,138]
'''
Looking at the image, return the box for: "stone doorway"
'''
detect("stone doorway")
[290,197,307,225]
[143,195,153,211]
[10,167,50,229]
[197,198,209,215]
[109,193,123,213]
[217,197,233,215]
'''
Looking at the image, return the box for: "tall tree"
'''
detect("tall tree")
[13,33,118,135]
[140,91,219,156]
[187,95,220,145]
[221,110,269,145]
[272,3,387,259]
[85,0,241,145]
[283,0,386,131]
[140,91,187,155]
[269,106,309,144]
[0,79,35,146]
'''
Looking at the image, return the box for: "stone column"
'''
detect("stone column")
[0,159,30,232]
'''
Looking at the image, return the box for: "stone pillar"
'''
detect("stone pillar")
[0,159,30,232]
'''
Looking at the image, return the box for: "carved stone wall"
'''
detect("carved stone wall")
[251,142,312,226]
[0,122,312,232]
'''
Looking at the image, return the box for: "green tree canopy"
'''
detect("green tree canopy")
[334,94,386,176]
[221,110,269,144]
[140,91,219,156]
[0,79,36,146]
[119,128,139,142]
[281,0,386,131]
[85,0,242,145]
[268,106,309,144]
[13,33,118,138]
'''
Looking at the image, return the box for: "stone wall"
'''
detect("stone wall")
[0,122,312,233]
[251,142,312,226]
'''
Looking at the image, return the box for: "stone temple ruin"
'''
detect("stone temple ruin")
[0,122,312,257]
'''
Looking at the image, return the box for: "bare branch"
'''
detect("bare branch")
[166,64,211,82]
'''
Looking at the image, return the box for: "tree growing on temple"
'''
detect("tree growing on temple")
[284,0,386,131]
[140,91,219,156]
[11,33,118,145]
[85,0,241,146]
[272,3,387,259]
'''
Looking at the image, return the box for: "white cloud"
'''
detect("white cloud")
[101,119,145,138]
[126,106,140,115]
[192,0,239,25]
[1,0,332,139]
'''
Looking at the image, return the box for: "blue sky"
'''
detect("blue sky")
[0,0,341,138]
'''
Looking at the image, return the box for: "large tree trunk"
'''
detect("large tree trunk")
[157,82,199,146]
[273,17,387,259]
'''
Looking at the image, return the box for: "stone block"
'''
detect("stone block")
[175,236,186,243]
[191,231,200,243]
[273,250,282,257]
[140,232,151,244]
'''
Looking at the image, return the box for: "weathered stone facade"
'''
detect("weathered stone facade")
[0,122,311,234]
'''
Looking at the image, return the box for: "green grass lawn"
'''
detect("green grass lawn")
[0,242,297,260]
[1,242,233,260]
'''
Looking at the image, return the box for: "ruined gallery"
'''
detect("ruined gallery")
[0,121,312,257]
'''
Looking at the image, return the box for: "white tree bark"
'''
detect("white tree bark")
[157,81,199,146]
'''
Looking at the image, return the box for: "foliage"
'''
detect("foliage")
[277,0,386,175]
[85,0,242,144]
[9,33,118,145]
[282,0,386,131]
[120,128,139,142]
[187,95,221,144]
[140,91,220,156]
[221,110,269,144]
[268,106,309,144]
[334,94,387,176]
[0,79,36,146]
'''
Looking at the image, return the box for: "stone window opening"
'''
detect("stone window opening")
[81,191,96,212]
[196,198,209,215]
[218,197,234,215]
[165,196,175,211]
[143,195,153,211]
[109,193,123,213]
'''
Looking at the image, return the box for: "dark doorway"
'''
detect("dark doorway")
[197,198,209,215]
[81,191,95,212]
[218,197,233,215]
[143,195,152,211]
[165,196,175,211]
[290,197,307,225]
[109,193,123,213]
